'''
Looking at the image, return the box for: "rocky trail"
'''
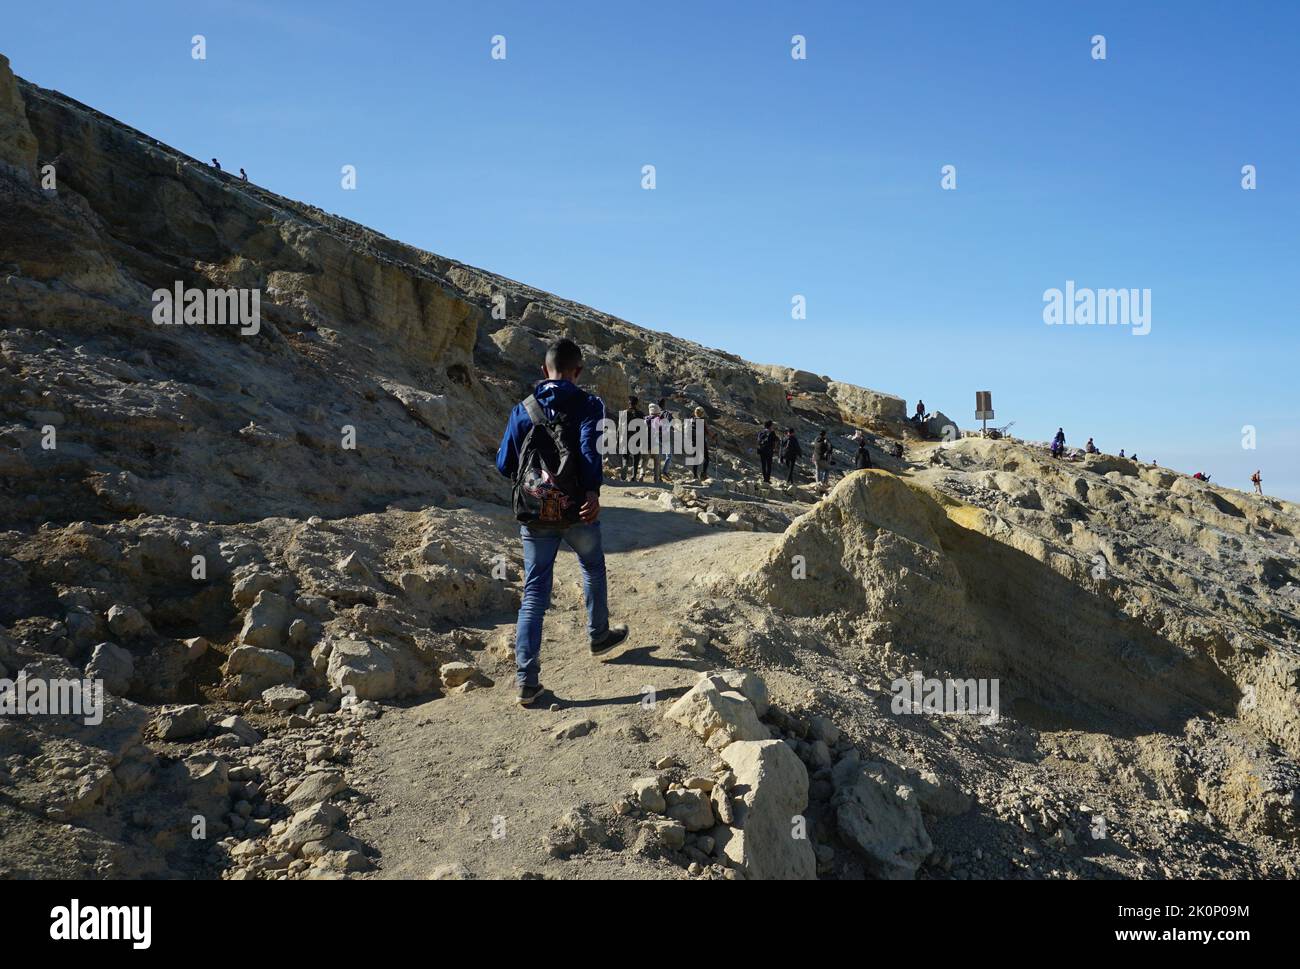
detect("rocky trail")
[348,490,772,880]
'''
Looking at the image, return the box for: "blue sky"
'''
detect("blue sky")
[7,0,1298,497]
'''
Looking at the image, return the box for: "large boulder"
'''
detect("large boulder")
[239,591,291,650]
[225,646,295,700]
[326,638,396,701]
[85,641,134,696]
[666,673,768,749]
[831,757,932,879]
[709,669,770,717]
[826,380,908,424]
[716,739,816,880]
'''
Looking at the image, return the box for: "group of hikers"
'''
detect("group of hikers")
[609,397,888,492]
[1052,428,1265,495]
[761,427,879,488]
[609,396,714,484]
[210,159,250,181]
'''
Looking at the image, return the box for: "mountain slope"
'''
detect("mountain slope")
[2,55,1298,881]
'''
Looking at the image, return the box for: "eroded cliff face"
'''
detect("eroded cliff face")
[0,59,908,533]
[2,55,1299,881]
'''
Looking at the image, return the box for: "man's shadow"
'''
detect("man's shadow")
[526,643,708,710]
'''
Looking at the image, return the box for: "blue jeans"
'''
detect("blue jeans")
[515,521,609,687]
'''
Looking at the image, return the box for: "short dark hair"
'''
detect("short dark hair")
[545,338,582,374]
[763,420,773,428]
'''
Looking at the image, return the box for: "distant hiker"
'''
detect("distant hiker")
[813,430,833,488]
[691,407,714,482]
[1193,472,1208,482]
[1119,449,1125,458]
[914,400,926,422]
[211,158,221,171]
[890,440,905,459]
[1252,470,1263,495]
[757,420,777,483]
[780,428,802,483]
[239,168,248,181]
[1051,428,1066,459]
[785,389,794,404]
[1131,453,1138,462]
[620,396,644,481]
[1085,438,1098,454]
[854,438,872,470]
[647,403,666,483]
[495,338,629,706]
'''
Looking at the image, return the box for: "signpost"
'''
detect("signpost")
[976,391,994,437]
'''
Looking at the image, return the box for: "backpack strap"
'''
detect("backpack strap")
[522,395,548,426]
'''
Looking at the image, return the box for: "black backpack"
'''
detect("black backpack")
[512,395,585,526]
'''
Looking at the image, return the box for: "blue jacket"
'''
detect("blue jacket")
[496,379,606,495]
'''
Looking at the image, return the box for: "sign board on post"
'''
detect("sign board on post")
[976,391,994,434]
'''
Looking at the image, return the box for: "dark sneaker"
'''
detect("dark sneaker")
[516,683,545,706]
[589,624,630,658]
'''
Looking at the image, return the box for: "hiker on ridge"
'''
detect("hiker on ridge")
[780,427,802,484]
[914,400,926,423]
[757,420,778,483]
[1085,437,1098,454]
[813,430,834,489]
[854,436,873,470]
[1051,428,1066,459]
[1252,470,1263,495]
[495,338,630,707]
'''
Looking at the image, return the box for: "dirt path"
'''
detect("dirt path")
[346,488,776,878]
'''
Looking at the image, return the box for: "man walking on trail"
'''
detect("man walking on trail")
[780,427,802,483]
[757,420,777,483]
[1252,469,1263,495]
[496,338,630,706]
